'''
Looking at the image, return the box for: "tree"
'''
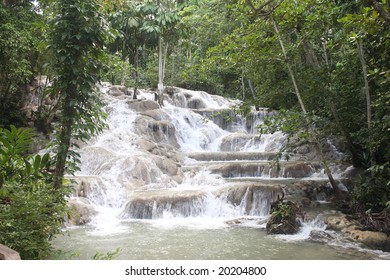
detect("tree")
[0,1,37,127]
[48,0,108,190]
[155,0,181,104]
[240,0,342,197]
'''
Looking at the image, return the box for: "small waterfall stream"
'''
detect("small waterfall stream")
[53,84,389,259]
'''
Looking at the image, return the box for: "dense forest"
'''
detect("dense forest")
[0,0,389,259]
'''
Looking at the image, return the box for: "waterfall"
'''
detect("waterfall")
[67,84,348,234]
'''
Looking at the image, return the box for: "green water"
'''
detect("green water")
[51,221,383,260]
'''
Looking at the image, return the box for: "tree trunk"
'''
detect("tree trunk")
[241,74,246,100]
[271,17,342,199]
[133,48,139,100]
[322,36,363,168]
[328,100,363,167]
[248,79,259,111]
[357,41,375,166]
[157,35,164,106]
[162,41,169,82]
[53,87,76,190]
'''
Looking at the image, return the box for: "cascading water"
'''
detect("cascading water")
[54,83,390,259]
[69,84,286,230]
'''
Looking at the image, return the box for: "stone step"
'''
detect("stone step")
[185,151,278,162]
[120,183,284,219]
[184,161,324,178]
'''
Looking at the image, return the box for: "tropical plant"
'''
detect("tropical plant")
[47,0,108,190]
[0,126,69,259]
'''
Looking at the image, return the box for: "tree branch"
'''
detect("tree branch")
[246,0,285,17]
[368,0,390,24]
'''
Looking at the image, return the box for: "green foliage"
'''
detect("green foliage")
[92,248,121,260]
[101,52,134,86]
[0,126,69,259]
[0,2,38,127]
[270,202,295,221]
[0,125,53,187]
[47,0,109,188]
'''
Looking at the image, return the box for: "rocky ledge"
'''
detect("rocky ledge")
[326,213,390,252]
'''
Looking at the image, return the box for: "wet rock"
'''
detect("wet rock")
[141,109,171,121]
[108,85,127,96]
[67,198,97,226]
[266,201,303,235]
[130,156,163,184]
[326,214,390,252]
[186,151,277,162]
[281,162,321,178]
[221,183,283,216]
[326,214,356,231]
[309,230,335,243]
[69,175,105,198]
[301,197,312,207]
[152,156,182,177]
[121,190,206,219]
[134,115,179,148]
[219,134,261,151]
[127,99,160,112]
[346,229,390,251]
[187,97,207,109]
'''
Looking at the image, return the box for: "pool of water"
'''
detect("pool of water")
[51,219,386,260]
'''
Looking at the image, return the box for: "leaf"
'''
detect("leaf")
[33,155,41,173]
[24,160,32,175]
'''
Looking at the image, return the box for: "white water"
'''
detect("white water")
[69,85,283,236]
[57,84,390,259]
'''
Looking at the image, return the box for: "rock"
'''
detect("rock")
[226,219,243,225]
[187,97,207,109]
[134,115,179,148]
[309,230,335,243]
[127,99,160,112]
[326,214,356,231]
[346,229,390,251]
[67,198,97,226]
[326,214,390,252]
[220,134,261,152]
[152,156,182,177]
[0,244,21,260]
[120,190,205,219]
[301,197,312,207]
[136,137,159,152]
[108,85,127,96]
[141,109,171,121]
[266,201,303,235]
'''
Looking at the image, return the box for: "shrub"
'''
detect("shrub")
[0,126,69,259]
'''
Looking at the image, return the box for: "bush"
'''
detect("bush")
[0,126,69,259]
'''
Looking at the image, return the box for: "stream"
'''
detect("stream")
[52,84,390,260]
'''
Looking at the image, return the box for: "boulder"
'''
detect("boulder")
[266,201,303,235]
[219,133,262,152]
[346,229,390,251]
[326,214,390,251]
[127,99,160,112]
[152,156,182,177]
[0,244,21,260]
[326,214,356,231]
[141,109,171,121]
[108,85,127,96]
[120,190,205,219]
[134,115,179,148]
[67,198,97,226]
[309,230,335,244]
[187,97,207,109]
